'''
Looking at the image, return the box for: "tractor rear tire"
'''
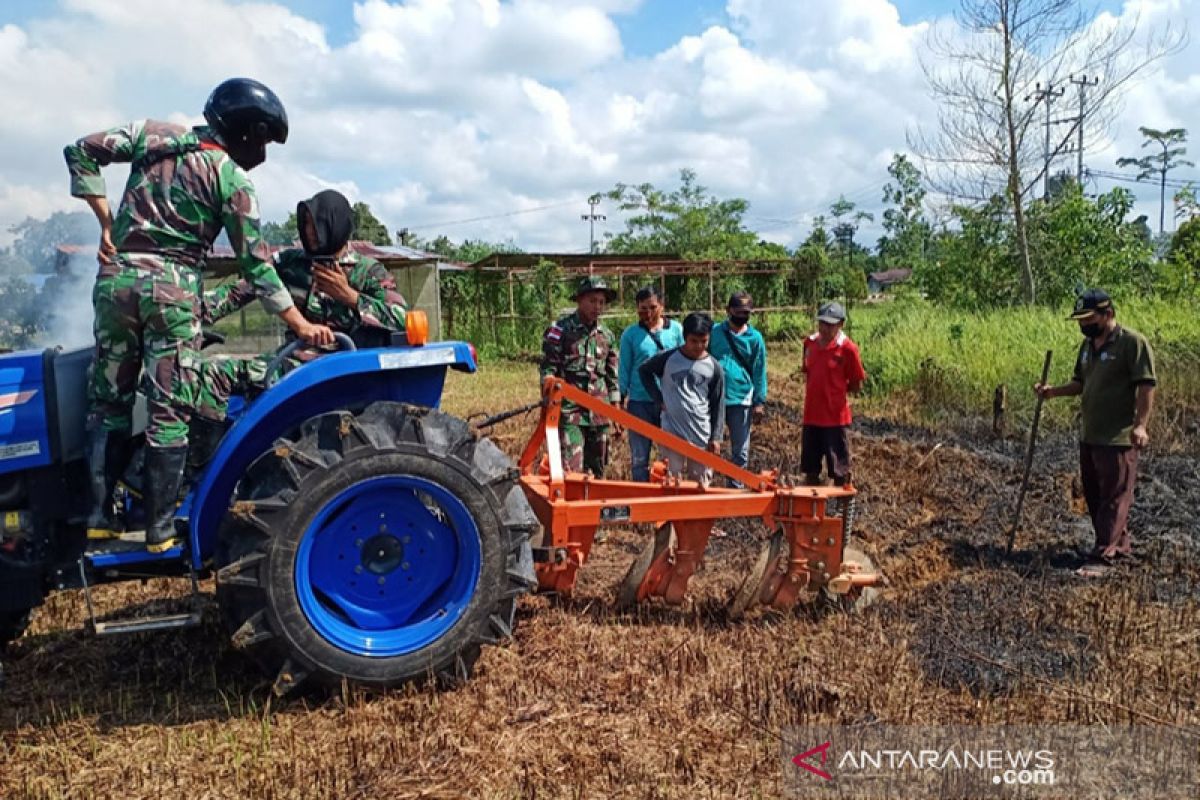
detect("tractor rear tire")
[0,608,31,649]
[215,402,537,693]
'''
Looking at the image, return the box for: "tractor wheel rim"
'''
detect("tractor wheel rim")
[294,475,483,657]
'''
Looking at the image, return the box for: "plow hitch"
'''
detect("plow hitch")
[517,377,882,616]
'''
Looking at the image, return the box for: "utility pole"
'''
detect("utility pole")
[1025,82,1066,199]
[581,194,606,254]
[1068,74,1100,184]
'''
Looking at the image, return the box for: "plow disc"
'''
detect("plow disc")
[729,530,786,619]
[616,524,676,608]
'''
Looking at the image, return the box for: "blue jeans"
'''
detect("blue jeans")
[725,404,753,485]
[626,400,661,482]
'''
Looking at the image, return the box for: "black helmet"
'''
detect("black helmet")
[203,77,288,170]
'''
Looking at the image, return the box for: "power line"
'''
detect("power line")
[405,199,581,231]
[1086,169,1197,190]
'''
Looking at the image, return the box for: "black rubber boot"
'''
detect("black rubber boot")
[85,428,134,540]
[144,446,188,553]
[802,473,823,487]
[186,417,228,482]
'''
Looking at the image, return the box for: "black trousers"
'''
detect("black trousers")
[800,425,851,483]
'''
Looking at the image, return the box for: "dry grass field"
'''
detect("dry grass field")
[1,355,1197,799]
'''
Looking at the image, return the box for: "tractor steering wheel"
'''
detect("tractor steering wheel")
[263,332,357,388]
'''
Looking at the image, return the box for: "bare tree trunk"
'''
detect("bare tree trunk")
[1000,4,1036,304]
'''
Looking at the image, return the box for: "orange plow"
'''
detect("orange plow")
[517,377,882,616]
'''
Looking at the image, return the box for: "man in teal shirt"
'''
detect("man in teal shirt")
[708,291,768,482]
[618,286,684,481]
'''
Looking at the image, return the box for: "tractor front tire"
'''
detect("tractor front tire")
[215,402,537,693]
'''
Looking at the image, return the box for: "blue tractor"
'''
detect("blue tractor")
[0,330,537,693]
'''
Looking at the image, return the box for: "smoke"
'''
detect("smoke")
[35,252,96,350]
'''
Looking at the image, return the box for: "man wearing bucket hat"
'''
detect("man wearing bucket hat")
[540,276,621,477]
[1035,289,1157,578]
[800,301,867,486]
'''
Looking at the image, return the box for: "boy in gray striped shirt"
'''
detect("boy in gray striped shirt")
[637,312,725,485]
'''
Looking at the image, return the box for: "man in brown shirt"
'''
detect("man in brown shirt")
[1035,289,1156,577]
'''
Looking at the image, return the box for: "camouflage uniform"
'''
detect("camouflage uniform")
[196,248,407,420]
[540,310,620,476]
[64,120,293,448]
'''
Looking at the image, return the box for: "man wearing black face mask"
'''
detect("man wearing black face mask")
[1035,289,1157,577]
[709,292,768,485]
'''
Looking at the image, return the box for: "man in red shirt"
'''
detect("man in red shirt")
[801,302,867,485]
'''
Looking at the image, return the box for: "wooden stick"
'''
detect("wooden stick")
[1006,350,1053,553]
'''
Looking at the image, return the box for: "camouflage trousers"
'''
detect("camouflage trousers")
[193,342,325,420]
[194,354,272,421]
[89,255,203,448]
[560,423,609,478]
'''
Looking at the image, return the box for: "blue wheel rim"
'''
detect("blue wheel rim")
[294,474,483,657]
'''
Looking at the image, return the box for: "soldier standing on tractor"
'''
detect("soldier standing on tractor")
[539,276,620,477]
[196,188,409,423]
[64,77,334,553]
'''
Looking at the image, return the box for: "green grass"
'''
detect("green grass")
[451,295,1200,452]
[804,296,1200,448]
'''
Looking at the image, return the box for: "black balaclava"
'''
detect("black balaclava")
[297,190,354,258]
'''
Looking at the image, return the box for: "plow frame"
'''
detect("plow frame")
[517,377,880,611]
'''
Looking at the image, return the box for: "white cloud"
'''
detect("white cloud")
[0,0,1197,255]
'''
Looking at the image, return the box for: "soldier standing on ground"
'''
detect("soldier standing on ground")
[64,77,333,553]
[539,276,620,477]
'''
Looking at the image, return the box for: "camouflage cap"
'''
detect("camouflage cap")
[574,275,617,301]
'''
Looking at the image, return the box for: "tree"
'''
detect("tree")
[920,197,1016,309]
[1117,127,1192,235]
[0,249,34,278]
[9,211,98,272]
[603,169,784,260]
[1025,184,1153,302]
[351,202,392,246]
[1175,183,1200,223]
[412,234,523,264]
[878,154,930,268]
[1165,216,1200,295]
[0,277,45,348]
[261,217,299,245]
[910,0,1182,304]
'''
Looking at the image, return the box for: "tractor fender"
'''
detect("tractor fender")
[188,342,476,569]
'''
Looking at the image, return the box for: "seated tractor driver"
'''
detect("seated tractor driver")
[195,188,408,422]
